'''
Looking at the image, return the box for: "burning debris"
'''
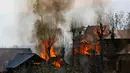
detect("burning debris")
[53,58,62,69]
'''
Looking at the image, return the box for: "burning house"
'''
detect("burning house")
[70,24,109,73]
[0,25,129,73]
[0,0,130,73]
[2,0,128,73]
[71,25,130,73]
[31,22,130,73]
[31,0,113,73]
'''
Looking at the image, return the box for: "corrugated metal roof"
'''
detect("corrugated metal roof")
[7,53,35,68]
[105,30,130,39]
[0,48,32,72]
[114,30,130,39]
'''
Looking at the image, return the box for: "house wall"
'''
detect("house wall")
[116,55,130,73]
[118,60,130,73]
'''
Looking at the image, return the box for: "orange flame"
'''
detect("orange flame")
[74,26,104,55]
[40,36,62,68]
[40,36,56,61]
[74,40,100,55]
[40,25,107,68]
[80,40,90,55]
[53,58,62,69]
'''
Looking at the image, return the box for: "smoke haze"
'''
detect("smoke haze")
[0,0,36,53]
[30,0,111,63]
[0,0,111,54]
[57,0,111,63]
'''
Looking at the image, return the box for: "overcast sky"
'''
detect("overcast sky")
[0,0,30,47]
[112,0,130,12]
[0,0,130,47]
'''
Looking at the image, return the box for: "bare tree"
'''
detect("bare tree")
[31,0,74,72]
[126,12,130,29]
[105,11,125,30]
[32,0,73,51]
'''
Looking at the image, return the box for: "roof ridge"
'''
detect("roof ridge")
[18,53,35,54]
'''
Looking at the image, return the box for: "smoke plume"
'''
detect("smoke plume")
[31,0,74,55]
[56,0,111,62]
[31,0,111,62]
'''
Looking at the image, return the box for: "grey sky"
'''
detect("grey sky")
[112,0,130,12]
[0,0,130,47]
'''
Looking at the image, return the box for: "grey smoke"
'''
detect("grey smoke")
[54,0,111,63]
[22,0,111,60]
[14,0,111,57]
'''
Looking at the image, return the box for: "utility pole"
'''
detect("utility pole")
[61,47,67,73]
[77,26,85,72]
[71,25,76,73]
[97,23,106,73]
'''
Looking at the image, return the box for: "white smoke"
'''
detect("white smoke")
[0,0,18,47]
[0,0,37,52]
[14,0,37,53]
[0,0,37,53]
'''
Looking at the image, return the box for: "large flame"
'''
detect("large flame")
[40,36,63,68]
[40,36,56,61]
[74,26,105,55]
[74,40,100,55]
[40,25,108,68]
